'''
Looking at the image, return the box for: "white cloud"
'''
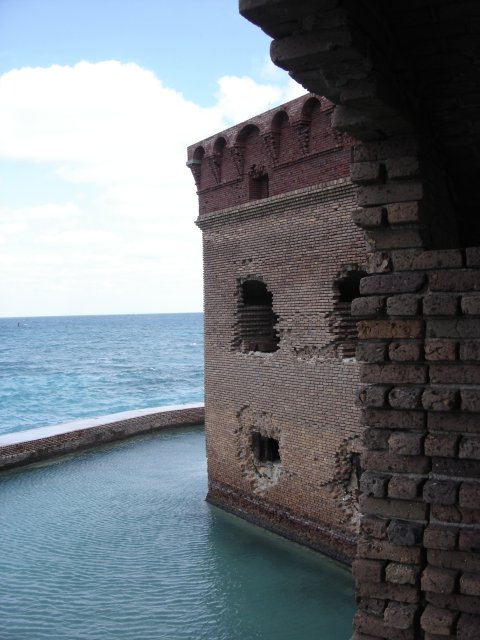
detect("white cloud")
[213,74,305,123]
[0,60,305,316]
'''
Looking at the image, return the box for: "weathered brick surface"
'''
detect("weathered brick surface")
[360,515,390,540]
[363,409,425,431]
[427,320,480,340]
[355,609,416,640]
[351,162,384,185]
[360,273,426,295]
[422,388,458,412]
[466,248,480,268]
[389,387,423,410]
[357,182,424,208]
[363,428,390,451]
[387,202,423,225]
[424,481,459,505]
[430,364,480,385]
[361,364,427,384]
[361,496,428,522]
[388,432,424,456]
[457,613,480,640]
[360,472,390,498]
[387,519,425,546]
[358,319,424,340]
[424,434,459,458]
[421,566,458,594]
[393,250,462,272]
[389,341,422,362]
[459,484,480,510]
[460,341,480,360]
[429,270,480,292]
[357,342,388,363]
[388,476,422,500]
[425,341,457,361]
[383,601,418,630]
[354,255,480,639]
[190,94,365,562]
[352,558,386,583]
[367,227,426,251]
[386,295,420,316]
[461,294,480,315]
[352,206,386,229]
[424,525,458,551]
[461,390,480,413]
[459,436,480,460]
[460,573,480,597]
[385,562,420,585]
[420,605,458,635]
[423,293,459,316]
[352,296,386,317]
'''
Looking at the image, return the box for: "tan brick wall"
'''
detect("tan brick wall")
[198,178,368,561]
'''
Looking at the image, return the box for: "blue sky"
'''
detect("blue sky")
[0,1,305,316]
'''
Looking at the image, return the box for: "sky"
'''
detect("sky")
[0,0,305,317]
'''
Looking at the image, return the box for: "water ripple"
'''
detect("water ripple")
[0,428,355,640]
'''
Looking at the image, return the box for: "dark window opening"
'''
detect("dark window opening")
[252,432,280,463]
[249,173,269,200]
[236,280,279,353]
[331,268,367,358]
[243,280,272,306]
[350,452,363,484]
[338,271,364,303]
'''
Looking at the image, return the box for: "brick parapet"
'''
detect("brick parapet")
[187,93,354,215]
[353,251,480,639]
[0,405,205,471]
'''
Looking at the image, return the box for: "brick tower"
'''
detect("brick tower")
[188,94,368,562]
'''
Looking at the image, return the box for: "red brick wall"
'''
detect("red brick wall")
[188,94,353,218]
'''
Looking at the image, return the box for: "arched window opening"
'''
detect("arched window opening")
[186,146,205,189]
[211,137,226,183]
[300,96,321,121]
[234,279,279,353]
[330,267,367,359]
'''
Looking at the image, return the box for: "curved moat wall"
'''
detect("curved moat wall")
[0,403,204,471]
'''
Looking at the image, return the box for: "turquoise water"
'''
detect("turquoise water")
[0,313,204,435]
[0,428,355,640]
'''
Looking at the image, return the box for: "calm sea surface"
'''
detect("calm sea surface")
[0,427,355,640]
[0,313,204,435]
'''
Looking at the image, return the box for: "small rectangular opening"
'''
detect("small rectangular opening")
[249,174,269,200]
[252,432,280,462]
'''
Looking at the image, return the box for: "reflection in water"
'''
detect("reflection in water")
[0,427,354,640]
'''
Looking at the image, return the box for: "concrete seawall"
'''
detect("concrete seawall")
[0,403,204,471]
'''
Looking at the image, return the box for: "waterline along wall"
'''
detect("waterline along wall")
[188,94,368,563]
[0,404,204,471]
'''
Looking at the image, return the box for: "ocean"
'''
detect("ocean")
[0,313,204,435]
[0,312,357,638]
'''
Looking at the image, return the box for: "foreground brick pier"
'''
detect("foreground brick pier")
[239,1,480,638]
